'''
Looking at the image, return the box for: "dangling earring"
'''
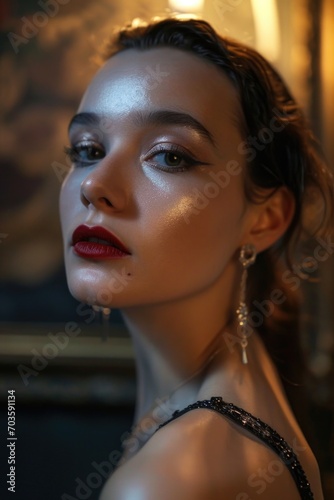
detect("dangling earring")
[92,305,111,341]
[236,243,256,364]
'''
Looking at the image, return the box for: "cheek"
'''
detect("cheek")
[137,175,245,288]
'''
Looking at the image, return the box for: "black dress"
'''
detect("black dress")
[156,396,314,499]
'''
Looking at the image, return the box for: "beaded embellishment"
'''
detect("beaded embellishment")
[156,397,314,499]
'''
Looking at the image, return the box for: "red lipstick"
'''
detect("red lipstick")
[71,225,130,260]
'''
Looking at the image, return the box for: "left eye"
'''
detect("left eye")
[144,147,202,172]
[153,152,184,167]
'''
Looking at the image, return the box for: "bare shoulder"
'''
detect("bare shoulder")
[100,408,322,500]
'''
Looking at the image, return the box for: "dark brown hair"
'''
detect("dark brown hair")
[104,17,334,427]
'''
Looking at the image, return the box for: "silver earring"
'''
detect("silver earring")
[92,305,111,341]
[236,244,256,364]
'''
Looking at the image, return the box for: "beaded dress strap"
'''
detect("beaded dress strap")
[156,396,314,499]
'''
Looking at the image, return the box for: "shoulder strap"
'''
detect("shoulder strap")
[156,396,314,499]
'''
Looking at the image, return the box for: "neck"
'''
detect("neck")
[120,264,240,424]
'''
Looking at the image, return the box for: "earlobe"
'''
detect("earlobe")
[248,187,295,253]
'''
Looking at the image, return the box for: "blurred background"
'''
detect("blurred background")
[0,0,333,498]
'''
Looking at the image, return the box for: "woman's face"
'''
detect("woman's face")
[60,47,252,308]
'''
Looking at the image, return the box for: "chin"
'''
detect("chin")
[65,264,134,309]
[66,280,95,306]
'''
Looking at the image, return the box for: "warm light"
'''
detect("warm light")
[250,0,280,61]
[168,0,205,14]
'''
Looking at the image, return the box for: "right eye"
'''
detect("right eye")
[64,142,105,166]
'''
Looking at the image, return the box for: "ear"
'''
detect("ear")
[245,187,295,253]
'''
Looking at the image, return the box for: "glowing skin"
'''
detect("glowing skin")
[60,46,291,406]
[60,48,323,500]
[61,48,249,310]
[60,47,257,404]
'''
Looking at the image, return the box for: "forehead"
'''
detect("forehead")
[78,47,243,137]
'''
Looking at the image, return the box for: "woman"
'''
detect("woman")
[60,17,332,499]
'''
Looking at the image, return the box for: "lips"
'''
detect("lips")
[71,224,130,260]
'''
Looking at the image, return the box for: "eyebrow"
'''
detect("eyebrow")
[68,112,101,132]
[68,109,217,147]
[134,109,216,147]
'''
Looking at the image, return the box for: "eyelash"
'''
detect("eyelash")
[64,142,207,172]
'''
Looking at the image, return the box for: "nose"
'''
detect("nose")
[80,158,129,213]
